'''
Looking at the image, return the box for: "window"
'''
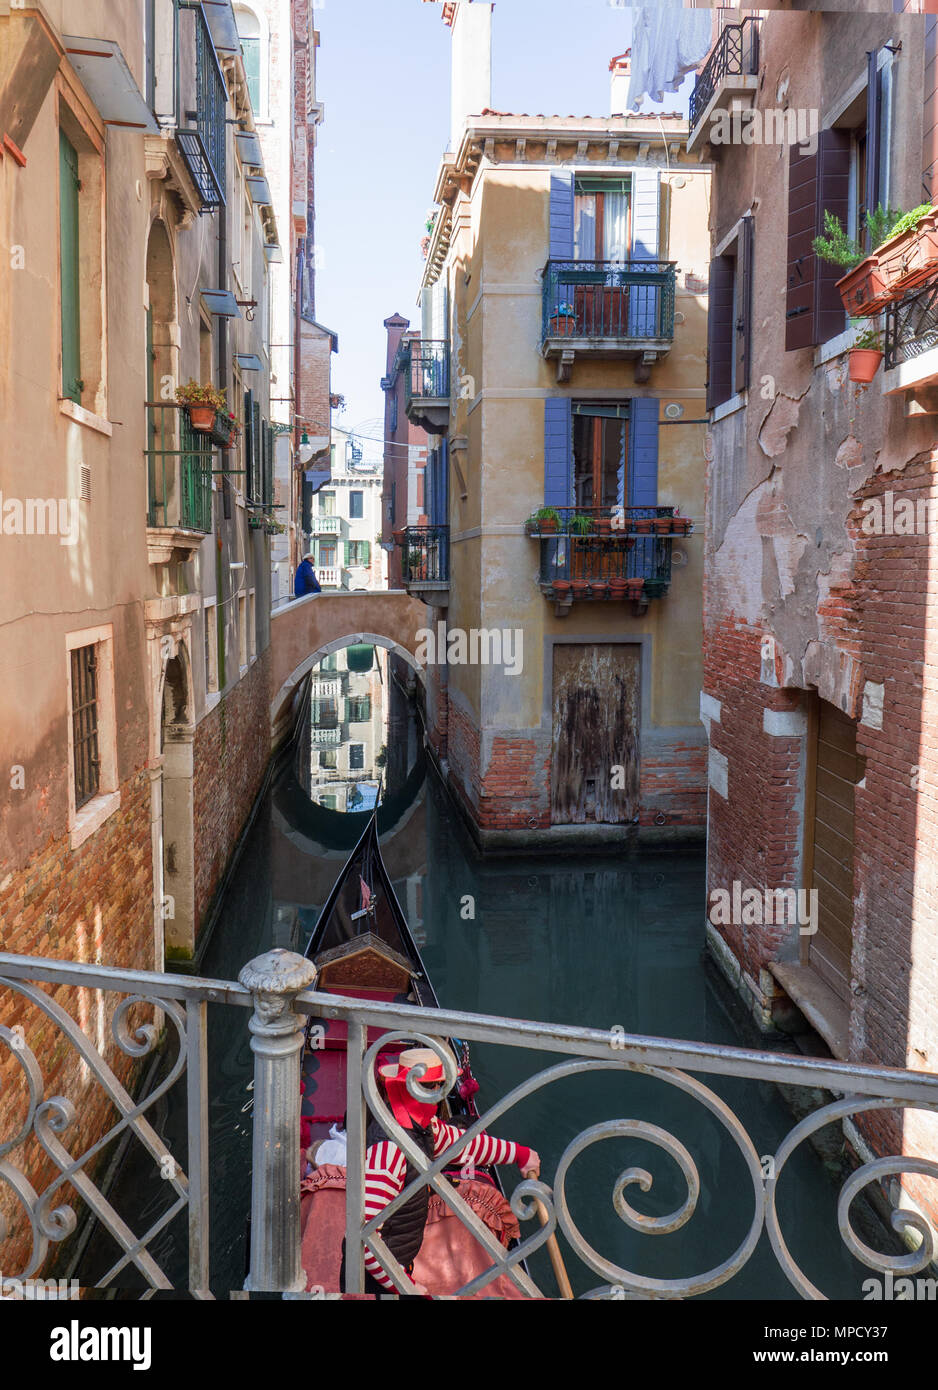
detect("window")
[349,744,365,771]
[234,5,265,118]
[349,490,364,519]
[58,107,106,415]
[312,695,338,728]
[248,589,256,661]
[318,540,337,569]
[708,216,753,408]
[574,178,630,260]
[347,696,372,723]
[319,653,337,672]
[389,394,399,432]
[320,491,336,516]
[572,404,630,509]
[204,600,219,694]
[66,626,119,848]
[70,645,99,809]
[59,132,81,404]
[319,750,337,769]
[347,540,370,567]
[238,593,247,670]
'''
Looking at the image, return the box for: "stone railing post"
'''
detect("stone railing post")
[239,948,318,1293]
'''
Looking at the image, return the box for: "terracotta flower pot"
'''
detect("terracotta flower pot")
[634,517,653,534]
[654,517,672,535]
[187,404,216,432]
[549,314,577,337]
[590,580,609,599]
[572,581,590,600]
[848,348,884,384]
[836,256,891,317]
[552,579,571,596]
[595,516,611,536]
[608,579,629,599]
[625,578,645,600]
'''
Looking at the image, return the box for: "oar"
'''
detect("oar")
[533,1196,574,1300]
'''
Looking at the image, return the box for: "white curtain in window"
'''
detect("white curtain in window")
[574,195,597,260]
[616,423,626,509]
[603,192,630,261]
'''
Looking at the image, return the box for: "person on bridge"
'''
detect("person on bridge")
[294,551,321,598]
[339,1045,540,1297]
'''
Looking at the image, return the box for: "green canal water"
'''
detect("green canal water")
[82,676,890,1300]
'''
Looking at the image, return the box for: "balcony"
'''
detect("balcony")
[687,16,762,154]
[399,525,450,606]
[311,515,343,536]
[882,277,938,410]
[541,261,676,382]
[316,566,347,590]
[174,2,226,211]
[528,507,691,614]
[311,727,342,746]
[404,341,450,432]
[145,403,213,564]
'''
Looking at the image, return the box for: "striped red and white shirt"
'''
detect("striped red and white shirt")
[361,1118,531,1292]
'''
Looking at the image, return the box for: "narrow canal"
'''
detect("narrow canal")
[85,643,891,1299]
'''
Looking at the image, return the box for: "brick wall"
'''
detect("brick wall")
[703,618,806,982]
[192,649,272,932]
[0,768,155,1275]
[638,744,708,828]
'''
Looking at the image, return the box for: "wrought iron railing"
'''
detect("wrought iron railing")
[146,403,214,533]
[884,278,938,371]
[689,16,762,130]
[404,341,450,406]
[2,948,937,1299]
[399,525,450,585]
[175,1,226,209]
[542,261,676,343]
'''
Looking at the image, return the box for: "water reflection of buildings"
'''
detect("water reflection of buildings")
[307,644,387,811]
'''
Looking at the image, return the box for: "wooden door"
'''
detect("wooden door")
[551,644,640,824]
[805,699,861,1001]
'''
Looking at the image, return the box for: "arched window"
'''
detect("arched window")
[234,5,266,118]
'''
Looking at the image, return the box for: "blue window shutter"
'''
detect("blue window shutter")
[549,172,574,259]
[630,169,660,260]
[544,397,572,507]
[628,398,659,506]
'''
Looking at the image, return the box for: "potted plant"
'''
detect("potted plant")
[552,577,572,597]
[176,380,227,432]
[248,515,265,530]
[595,511,612,536]
[526,506,561,535]
[548,301,577,336]
[212,411,240,448]
[875,203,938,295]
[848,320,884,383]
[813,205,902,317]
[653,512,673,535]
[634,515,653,534]
[568,512,594,537]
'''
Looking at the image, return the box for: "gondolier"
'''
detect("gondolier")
[341,1046,540,1296]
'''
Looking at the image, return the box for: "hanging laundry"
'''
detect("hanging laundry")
[625,0,712,112]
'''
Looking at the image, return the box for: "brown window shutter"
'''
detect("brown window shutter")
[735,214,754,395]
[707,253,734,411]
[815,128,851,345]
[866,48,882,222]
[786,143,819,351]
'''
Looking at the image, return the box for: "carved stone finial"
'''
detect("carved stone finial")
[239,948,317,998]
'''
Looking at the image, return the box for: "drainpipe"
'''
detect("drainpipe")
[293,238,304,579]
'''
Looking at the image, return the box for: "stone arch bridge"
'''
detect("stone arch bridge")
[269,590,429,743]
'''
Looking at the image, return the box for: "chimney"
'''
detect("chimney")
[609,50,631,116]
[448,2,493,152]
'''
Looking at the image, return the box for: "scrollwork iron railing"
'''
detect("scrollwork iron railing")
[689,16,762,131]
[1,949,937,1299]
[884,278,938,371]
[399,524,450,585]
[404,341,450,405]
[542,260,676,343]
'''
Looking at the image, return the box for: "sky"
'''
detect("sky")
[313,0,693,445]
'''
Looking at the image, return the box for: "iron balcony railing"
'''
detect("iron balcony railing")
[146,403,214,533]
[399,524,450,585]
[175,1,226,210]
[689,16,762,130]
[404,341,450,406]
[1,947,938,1299]
[534,506,680,599]
[884,278,938,371]
[542,261,677,343]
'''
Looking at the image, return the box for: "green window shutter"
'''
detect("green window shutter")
[241,36,261,114]
[362,541,370,566]
[252,401,261,501]
[344,540,350,566]
[59,131,81,404]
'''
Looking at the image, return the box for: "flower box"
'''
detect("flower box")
[210,412,238,447]
[836,255,892,318]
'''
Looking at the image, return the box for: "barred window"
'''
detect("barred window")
[349,743,365,771]
[70,645,100,809]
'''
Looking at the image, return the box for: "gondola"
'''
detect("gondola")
[298,804,529,1298]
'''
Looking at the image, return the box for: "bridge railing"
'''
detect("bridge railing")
[2,948,936,1299]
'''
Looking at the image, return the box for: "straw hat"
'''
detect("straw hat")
[378,1044,456,1084]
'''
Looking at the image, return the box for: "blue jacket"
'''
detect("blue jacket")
[295,559,321,596]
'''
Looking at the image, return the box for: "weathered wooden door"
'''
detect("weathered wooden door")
[805,699,861,1001]
[551,644,640,824]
